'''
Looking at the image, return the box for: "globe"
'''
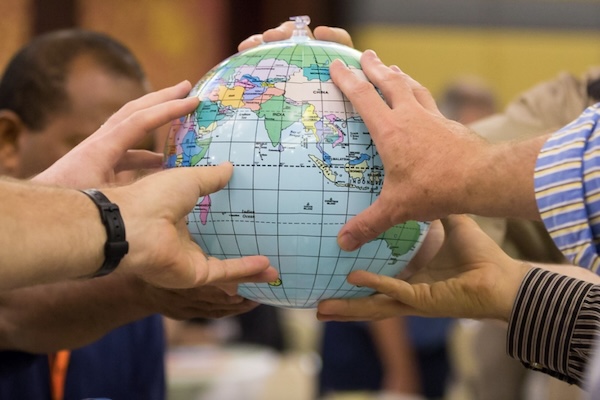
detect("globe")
[163,25,429,308]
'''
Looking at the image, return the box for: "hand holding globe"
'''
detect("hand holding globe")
[164,16,429,308]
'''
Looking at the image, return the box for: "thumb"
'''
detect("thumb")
[337,197,394,251]
[190,162,234,197]
[313,26,354,48]
[136,163,234,220]
[440,214,476,236]
[165,162,233,198]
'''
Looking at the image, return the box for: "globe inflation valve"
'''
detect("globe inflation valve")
[290,15,311,42]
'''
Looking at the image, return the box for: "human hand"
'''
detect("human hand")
[238,20,354,52]
[330,50,543,251]
[140,281,259,320]
[105,162,278,289]
[317,214,532,323]
[33,81,197,189]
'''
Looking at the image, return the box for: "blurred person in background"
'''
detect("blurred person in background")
[447,66,600,400]
[319,75,498,400]
[0,29,264,400]
[405,75,498,399]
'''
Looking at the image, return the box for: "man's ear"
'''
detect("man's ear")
[0,109,25,176]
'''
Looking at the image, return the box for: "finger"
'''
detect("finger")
[114,150,163,173]
[171,300,258,320]
[126,163,235,228]
[263,21,296,42]
[359,52,440,116]
[183,162,233,197]
[357,51,423,112]
[329,57,390,133]
[144,163,234,221]
[192,293,246,305]
[211,282,239,297]
[197,255,278,286]
[348,270,411,299]
[238,34,264,52]
[440,214,474,235]
[349,271,435,318]
[398,220,443,279]
[101,81,193,130]
[317,293,410,321]
[146,253,274,290]
[171,286,246,305]
[216,270,282,285]
[262,21,314,43]
[313,26,354,48]
[388,65,442,115]
[103,96,199,156]
[200,301,259,319]
[337,195,396,251]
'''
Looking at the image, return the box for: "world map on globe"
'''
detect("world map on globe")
[164,34,429,308]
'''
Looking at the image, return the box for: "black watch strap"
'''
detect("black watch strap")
[80,189,129,277]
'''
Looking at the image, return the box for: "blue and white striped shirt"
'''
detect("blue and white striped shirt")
[507,104,600,387]
[535,104,600,272]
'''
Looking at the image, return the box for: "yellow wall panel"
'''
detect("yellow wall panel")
[355,25,600,106]
[79,0,230,92]
[0,0,32,72]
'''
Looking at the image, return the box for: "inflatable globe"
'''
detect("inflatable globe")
[164,22,429,308]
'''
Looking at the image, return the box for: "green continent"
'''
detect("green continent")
[257,95,302,147]
[195,100,224,129]
[379,221,422,257]
[221,43,361,79]
[190,137,213,166]
[267,43,362,70]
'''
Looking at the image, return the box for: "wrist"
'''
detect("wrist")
[111,271,157,316]
[464,137,545,220]
[501,262,534,322]
[80,189,129,277]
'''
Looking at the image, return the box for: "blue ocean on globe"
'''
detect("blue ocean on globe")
[164,32,429,308]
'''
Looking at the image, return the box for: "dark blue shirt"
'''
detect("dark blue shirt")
[0,315,165,400]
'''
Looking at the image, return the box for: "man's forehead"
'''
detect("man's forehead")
[56,57,154,149]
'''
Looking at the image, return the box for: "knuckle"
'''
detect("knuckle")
[353,218,382,241]
[413,85,432,98]
[349,80,376,98]
[124,109,147,128]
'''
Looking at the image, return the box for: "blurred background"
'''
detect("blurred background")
[2,1,598,399]
[3,0,599,108]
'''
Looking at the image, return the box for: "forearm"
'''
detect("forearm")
[0,178,105,289]
[0,273,151,352]
[507,267,598,386]
[464,134,548,221]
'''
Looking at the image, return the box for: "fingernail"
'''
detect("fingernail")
[337,232,360,251]
[390,65,403,73]
[364,49,379,60]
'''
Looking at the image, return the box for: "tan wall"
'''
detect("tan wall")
[79,0,230,92]
[0,0,32,73]
[2,2,599,114]
[79,0,231,149]
[0,0,229,94]
[354,25,600,107]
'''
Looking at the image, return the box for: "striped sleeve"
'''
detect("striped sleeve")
[507,267,599,385]
[534,104,600,272]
